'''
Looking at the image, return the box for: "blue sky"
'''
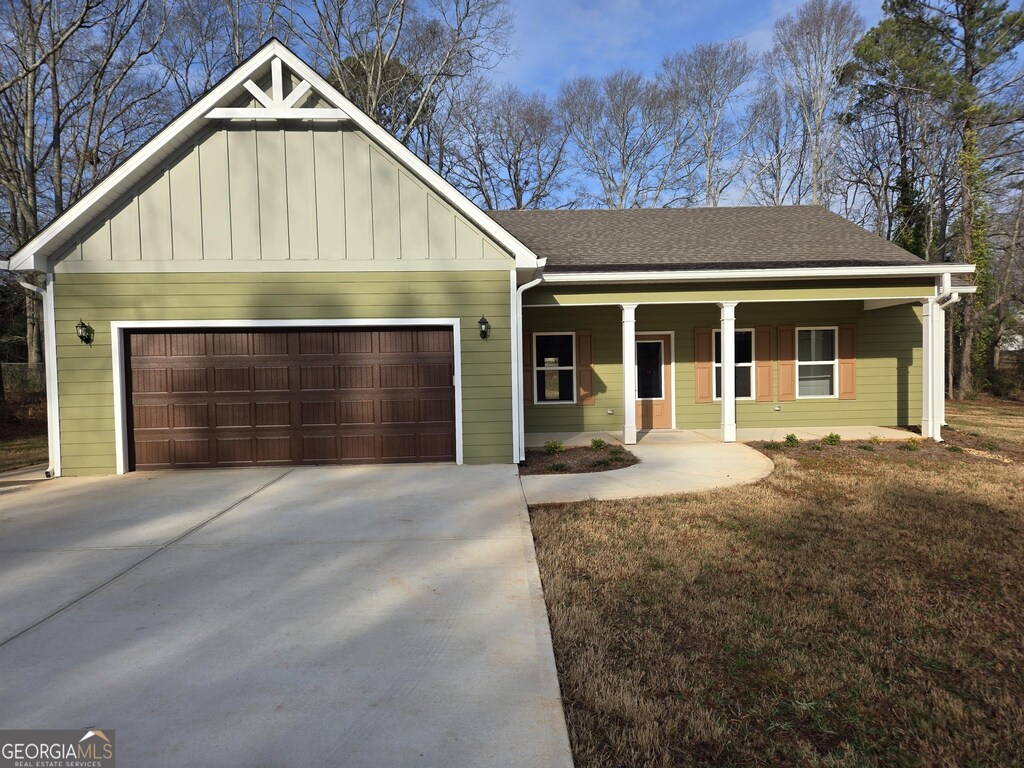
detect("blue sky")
[492,0,885,95]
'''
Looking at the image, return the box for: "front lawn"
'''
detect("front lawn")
[532,399,1024,766]
[0,401,49,473]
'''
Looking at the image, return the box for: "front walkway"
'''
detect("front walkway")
[521,430,775,505]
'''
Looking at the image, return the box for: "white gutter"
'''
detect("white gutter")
[512,261,545,463]
[18,275,60,477]
[541,264,976,284]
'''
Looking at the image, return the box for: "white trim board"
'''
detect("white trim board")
[110,317,465,474]
[523,294,935,308]
[539,265,975,284]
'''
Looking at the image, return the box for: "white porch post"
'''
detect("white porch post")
[921,298,936,440]
[935,302,947,430]
[719,301,738,442]
[622,303,638,444]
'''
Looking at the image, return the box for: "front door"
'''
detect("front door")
[635,334,673,430]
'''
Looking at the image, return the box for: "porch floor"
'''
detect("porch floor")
[525,424,914,449]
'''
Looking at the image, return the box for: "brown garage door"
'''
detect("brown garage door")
[125,327,456,470]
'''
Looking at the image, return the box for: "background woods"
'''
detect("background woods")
[1,0,1023,405]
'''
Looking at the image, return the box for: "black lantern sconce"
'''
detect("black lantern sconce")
[75,319,94,346]
[478,316,491,340]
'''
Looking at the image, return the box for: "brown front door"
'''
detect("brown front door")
[125,327,456,470]
[635,334,673,430]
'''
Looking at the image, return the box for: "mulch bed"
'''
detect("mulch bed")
[520,444,639,475]
[751,426,1021,465]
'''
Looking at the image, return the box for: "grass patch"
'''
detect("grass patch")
[0,432,48,473]
[532,398,1024,766]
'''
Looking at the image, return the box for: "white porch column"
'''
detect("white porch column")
[622,303,638,445]
[935,302,947,430]
[719,301,738,443]
[921,298,936,439]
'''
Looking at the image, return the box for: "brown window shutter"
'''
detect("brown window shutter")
[755,326,773,401]
[838,324,856,400]
[523,329,533,407]
[694,327,713,403]
[576,330,595,405]
[777,325,796,401]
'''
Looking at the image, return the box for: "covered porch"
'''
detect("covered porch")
[520,275,966,452]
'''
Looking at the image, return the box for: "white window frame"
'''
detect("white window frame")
[795,325,839,399]
[532,332,577,405]
[713,328,756,401]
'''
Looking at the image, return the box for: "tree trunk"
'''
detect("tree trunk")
[25,277,44,368]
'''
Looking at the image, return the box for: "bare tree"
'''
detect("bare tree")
[741,83,811,205]
[560,70,694,209]
[448,82,571,209]
[661,40,756,206]
[765,0,865,206]
[296,0,512,145]
[156,0,288,105]
[0,0,105,95]
[0,0,167,366]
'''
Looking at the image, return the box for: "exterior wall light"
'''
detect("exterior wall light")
[75,319,94,345]
[478,316,491,340]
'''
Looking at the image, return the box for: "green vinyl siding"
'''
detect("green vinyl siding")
[524,301,923,434]
[55,270,513,475]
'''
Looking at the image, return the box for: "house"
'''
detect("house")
[5,40,976,477]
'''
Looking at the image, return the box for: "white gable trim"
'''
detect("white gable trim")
[10,39,537,272]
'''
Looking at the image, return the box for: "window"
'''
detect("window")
[713,329,754,400]
[796,327,837,398]
[534,333,576,404]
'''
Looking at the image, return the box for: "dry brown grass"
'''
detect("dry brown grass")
[0,401,48,472]
[532,399,1024,767]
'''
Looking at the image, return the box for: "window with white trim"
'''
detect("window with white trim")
[796,327,838,398]
[534,332,576,404]
[713,329,755,399]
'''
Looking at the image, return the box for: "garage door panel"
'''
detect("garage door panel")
[171,403,207,428]
[126,327,456,469]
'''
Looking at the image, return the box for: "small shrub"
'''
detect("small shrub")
[590,438,607,450]
[869,434,883,445]
[609,447,626,458]
[809,444,823,451]
[821,432,842,446]
[548,462,569,472]
[763,441,784,451]
[897,438,921,452]
[544,439,565,455]
[946,444,964,453]
[590,458,611,468]
[783,433,800,448]
[858,444,875,452]
[981,439,1000,451]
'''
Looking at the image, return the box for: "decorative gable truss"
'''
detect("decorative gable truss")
[206,56,350,121]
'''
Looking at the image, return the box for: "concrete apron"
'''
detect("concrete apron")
[0,465,573,768]
[521,430,776,505]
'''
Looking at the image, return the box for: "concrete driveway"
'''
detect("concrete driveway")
[0,466,572,767]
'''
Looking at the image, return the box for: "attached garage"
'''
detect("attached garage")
[123,326,458,470]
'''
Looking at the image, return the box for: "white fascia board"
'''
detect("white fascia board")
[266,44,538,271]
[540,264,977,284]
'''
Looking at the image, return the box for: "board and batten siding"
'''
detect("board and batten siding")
[56,124,511,271]
[523,301,923,433]
[54,271,513,474]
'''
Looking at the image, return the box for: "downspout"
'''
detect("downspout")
[18,273,60,478]
[512,262,545,464]
[933,274,961,436]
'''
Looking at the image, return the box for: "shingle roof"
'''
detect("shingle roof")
[486,205,925,272]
